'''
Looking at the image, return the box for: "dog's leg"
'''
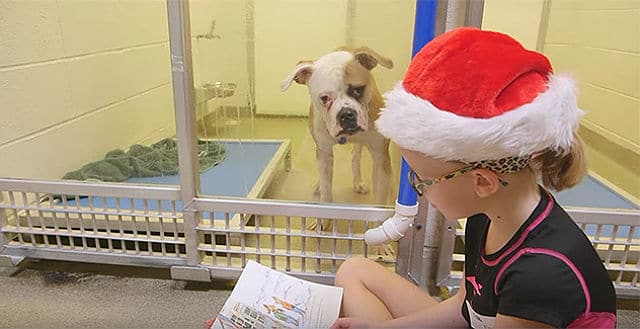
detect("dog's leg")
[367,145,395,259]
[310,147,333,231]
[370,148,391,205]
[351,144,369,195]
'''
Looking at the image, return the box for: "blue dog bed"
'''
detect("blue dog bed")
[63,140,287,220]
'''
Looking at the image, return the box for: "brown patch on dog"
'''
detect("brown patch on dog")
[340,47,394,70]
[345,59,386,122]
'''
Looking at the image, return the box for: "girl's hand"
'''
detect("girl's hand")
[331,317,376,329]
[202,317,215,329]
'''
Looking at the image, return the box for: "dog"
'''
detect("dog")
[281,47,393,232]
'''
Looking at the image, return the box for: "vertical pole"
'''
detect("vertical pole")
[167,0,201,266]
[398,0,445,295]
[0,192,7,250]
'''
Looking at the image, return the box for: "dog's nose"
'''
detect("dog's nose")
[338,107,358,129]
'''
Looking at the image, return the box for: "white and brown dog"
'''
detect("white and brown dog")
[281,47,393,230]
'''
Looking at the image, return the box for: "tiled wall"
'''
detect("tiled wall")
[0,0,174,180]
[543,0,639,202]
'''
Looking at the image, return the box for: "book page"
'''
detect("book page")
[211,260,343,329]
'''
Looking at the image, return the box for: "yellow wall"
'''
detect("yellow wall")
[543,0,639,202]
[347,0,416,94]
[0,0,175,180]
[256,0,415,116]
[190,0,250,113]
[254,0,349,116]
[483,0,640,202]
[482,0,545,50]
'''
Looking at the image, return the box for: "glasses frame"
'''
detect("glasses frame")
[408,165,508,196]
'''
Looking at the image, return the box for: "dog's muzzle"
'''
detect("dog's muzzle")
[337,107,362,135]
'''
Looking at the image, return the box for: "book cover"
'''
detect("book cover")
[210,260,343,329]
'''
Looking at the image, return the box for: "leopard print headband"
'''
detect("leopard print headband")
[466,155,532,174]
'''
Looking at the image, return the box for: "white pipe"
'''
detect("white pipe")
[364,200,419,245]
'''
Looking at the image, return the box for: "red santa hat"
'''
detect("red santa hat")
[375,27,583,163]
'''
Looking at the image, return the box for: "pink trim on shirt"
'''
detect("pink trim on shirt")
[567,312,616,328]
[481,193,554,266]
[493,247,591,313]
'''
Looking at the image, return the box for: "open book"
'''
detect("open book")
[210,260,343,329]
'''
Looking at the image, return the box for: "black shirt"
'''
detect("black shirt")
[461,189,616,328]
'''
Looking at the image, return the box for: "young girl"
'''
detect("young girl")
[331,28,617,329]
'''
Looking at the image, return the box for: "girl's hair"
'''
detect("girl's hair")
[531,132,587,191]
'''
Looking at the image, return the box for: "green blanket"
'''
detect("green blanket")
[63,138,226,182]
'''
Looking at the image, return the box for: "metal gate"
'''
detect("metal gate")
[434,208,640,298]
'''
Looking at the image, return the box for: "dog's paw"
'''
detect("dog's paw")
[307,218,332,231]
[353,182,369,195]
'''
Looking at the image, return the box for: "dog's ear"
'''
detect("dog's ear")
[354,47,394,70]
[281,61,314,92]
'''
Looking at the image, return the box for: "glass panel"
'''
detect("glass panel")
[0,0,178,188]
[190,0,415,208]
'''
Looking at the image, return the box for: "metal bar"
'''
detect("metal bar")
[116,198,126,253]
[315,216,321,274]
[347,216,353,256]
[0,192,7,248]
[567,208,640,226]
[167,0,200,266]
[464,0,484,28]
[103,196,114,252]
[197,226,362,241]
[8,192,23,244]
[332,218,337,273]
[0,178,180,200]
[198,247,350,262]
[34,192,50,248]
[47,193,62,248]
[286,216,291,272]
[75,195,87,251]
[62,195,78,249]
[239,214,246,267]
[270,215,276,269]
[157,200,167,256]
[130,199,140,254]
[255,215,261,263]
[2,245,187,268]
[143,199,153,255]
[225,212,231,267]
[194,197,393,221]
[616,226,635,285]
[3,227,184,246]
[301,216,307,272]
[435,219,457,286]
[21,192,36,246]
[210,211,216,266]
[3,203,180,221]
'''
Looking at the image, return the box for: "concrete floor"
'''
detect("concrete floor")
[1,263,638,328]
[0,262,233,328]
[1,116,639,328]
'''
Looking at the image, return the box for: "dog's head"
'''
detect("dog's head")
[281,47,393,139]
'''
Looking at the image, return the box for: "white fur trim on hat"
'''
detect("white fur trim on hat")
[375,74,584,163]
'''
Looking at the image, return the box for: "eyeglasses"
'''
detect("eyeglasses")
[408,165,475,196]
[408,165,509,196]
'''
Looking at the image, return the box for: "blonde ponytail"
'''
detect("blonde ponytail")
[531,132,587,191]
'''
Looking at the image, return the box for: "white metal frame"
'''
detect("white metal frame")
[435,207,640,298]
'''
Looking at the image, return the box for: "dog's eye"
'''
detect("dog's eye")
[320,95,330,105]
[348,86,365,99]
